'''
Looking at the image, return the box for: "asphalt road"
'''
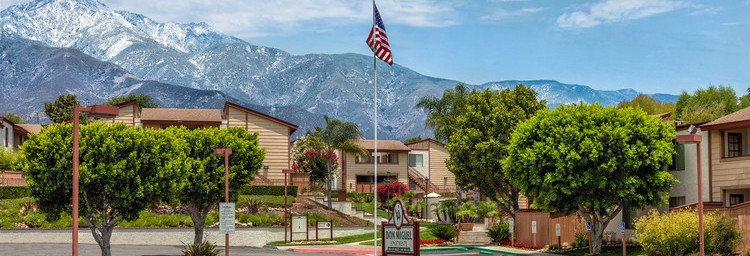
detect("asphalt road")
[0,243,346,256]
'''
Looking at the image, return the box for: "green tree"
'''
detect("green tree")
[403,136,423,144]
[44,94,82,123]
[103,93,159,110]
[295,116,365,208]
[676,85,750,123]
[2,113,26,124]
[446,85,546,218]
[171,127,264,244]
[505,104,676,254]
[617,94,676,117]
[417,84,473,143]
[22,123,185,256]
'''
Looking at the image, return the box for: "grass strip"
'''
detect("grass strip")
[267,231,382,246]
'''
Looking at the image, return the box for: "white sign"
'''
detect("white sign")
[555,223,561,237]
[318,221,331,229]
[219,202,235,234]
[317,221,332,240]
[508,218,515,233]
[388,200,410,229]
[531,221,537,234]
[620,222,625,234]
[383,225,415,254]
[291,215,307,233]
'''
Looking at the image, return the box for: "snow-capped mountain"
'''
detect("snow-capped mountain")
[0,0,677,139]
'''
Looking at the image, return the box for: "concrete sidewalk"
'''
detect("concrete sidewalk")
[0,243,341,256]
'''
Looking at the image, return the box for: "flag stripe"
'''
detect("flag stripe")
[365,3,393,66]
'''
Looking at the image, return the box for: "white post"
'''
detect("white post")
[372,2,378,255]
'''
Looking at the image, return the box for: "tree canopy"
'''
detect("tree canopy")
[103,93,159,110]
[505,104,676,254]
[445,85,546,218]
[44,94,81,123]
[676,85,750,123]
[171,127,264,244]
[416,84,473,143]
[23,123,186,256]
[617,94,675,117]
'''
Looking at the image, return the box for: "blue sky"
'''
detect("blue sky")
[2,0,748,95]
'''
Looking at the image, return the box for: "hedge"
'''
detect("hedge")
[240,185,297,197]
[0,186,30,199]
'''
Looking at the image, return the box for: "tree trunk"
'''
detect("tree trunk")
[187,203,213,245]
[84,213,118,256]
[326,158,333,209]
[456,186,463,204]
[578,206,622,255]
[473,188,481,222]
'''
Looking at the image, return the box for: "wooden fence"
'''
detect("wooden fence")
[514,210,584,248]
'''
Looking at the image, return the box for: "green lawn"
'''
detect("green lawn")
[267,231,382,246]
[555,246,644,256]
[352,202,390,219]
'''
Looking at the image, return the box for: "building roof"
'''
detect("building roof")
[405,138,445,147]
[140,108,223,122]
[356,139,411,152]
[15,124,42,134]
[701,106,750,130]
[224,101,299,133]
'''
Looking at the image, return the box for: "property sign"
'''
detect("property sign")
[382,200,420,256]
[316,221,333,241]
[620,222,625,234]
[586,221,592,231]
[291,215,308,241]
[219,202,235,234]
[555,223,561,237]
[508,218,514,233]
[531,221,537,234]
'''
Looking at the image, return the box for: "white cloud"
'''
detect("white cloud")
[557,0,689,29]
[481,7,543,22]
[99,0,456,38]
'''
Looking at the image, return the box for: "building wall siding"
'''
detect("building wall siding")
[428,143,455,192]
[344,151,407,192]
[226,106,290,184]
[709,130,750,202]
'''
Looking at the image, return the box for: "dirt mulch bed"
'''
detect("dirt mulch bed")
[269,197,368,227]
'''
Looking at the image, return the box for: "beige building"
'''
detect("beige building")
[405,138,455,193]
[0,116,42,152]
[701,107,750,205]
[106,100,298,185]
[340,139,410,193]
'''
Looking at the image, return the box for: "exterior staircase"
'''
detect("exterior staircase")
[456,231,492,245]
[407,167,439,192]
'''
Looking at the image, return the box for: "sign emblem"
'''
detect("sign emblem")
[388,199,410,230]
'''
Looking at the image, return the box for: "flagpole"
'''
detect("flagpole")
[371,1,379,255]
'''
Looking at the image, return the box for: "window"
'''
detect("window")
[669,196,686,208]
[408,154,423,167]
[730,194,744,206]
[727,133,742,157]
[669,140,685,171]
[356,152,399,164]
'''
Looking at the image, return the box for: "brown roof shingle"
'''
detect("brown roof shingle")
[356,139,411,151]
[701,106,750,130]
[140,108,222,122]
[16,124,43,134]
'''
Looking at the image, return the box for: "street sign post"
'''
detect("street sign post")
[621,222,627,256]
[290,215,308,241]
[531,221,537,247]
[556,223,561,250]
[587,221,592,253]
[219,203,235,234]
[381,200,420,256]
[316,221,333,241]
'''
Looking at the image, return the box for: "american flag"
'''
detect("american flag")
[366,2,393,66]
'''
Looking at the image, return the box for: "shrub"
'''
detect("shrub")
[0,186,29,199]
[429,224,457,241]
[574,230,588,247]
[487,223,510,242]
[240,185,297,197]
[347,192,374,203]
[182,241,222,256]
[22,212,46,228]
[636,209,741,256]
[377,181,408,205]
[0,150,22,171]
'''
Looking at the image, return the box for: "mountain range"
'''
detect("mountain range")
[0,0,678,139]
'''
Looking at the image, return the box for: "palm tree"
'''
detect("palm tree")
[300,116,366,208]
[416,84,473,143]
